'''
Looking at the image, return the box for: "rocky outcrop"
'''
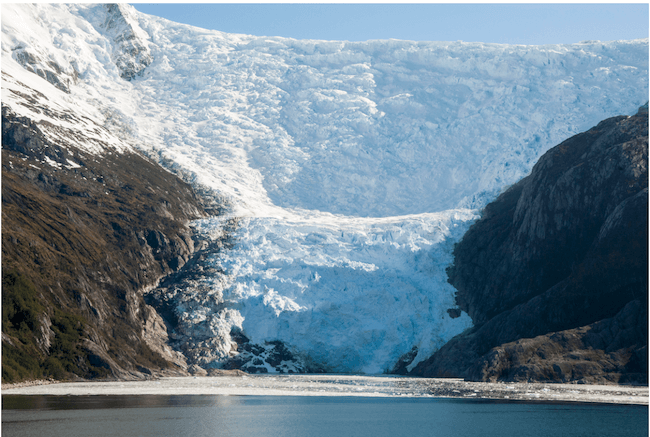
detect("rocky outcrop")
[144,219,311,375]
[1,106,209,382]
[101,4,152,81]
[11,47,78,93]
[412,105,648,384]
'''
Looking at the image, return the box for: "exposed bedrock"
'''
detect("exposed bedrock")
[412,105,648,384]
[100,4,153,81]
[1,106,208,382]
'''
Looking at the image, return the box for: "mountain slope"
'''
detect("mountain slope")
[1,9,211,380]
[411,105,648,383]
[2,3,648,376]
[1,103,208,382]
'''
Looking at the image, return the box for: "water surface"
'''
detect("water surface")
[3,395,647,437]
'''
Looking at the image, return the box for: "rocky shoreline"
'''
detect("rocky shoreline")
[1,379,58,391]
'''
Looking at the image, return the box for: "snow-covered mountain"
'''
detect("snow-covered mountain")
[2,3,648,374]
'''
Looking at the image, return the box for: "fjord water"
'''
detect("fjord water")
[3,395,647,437]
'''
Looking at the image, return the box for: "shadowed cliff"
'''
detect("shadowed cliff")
[412,105,648,384]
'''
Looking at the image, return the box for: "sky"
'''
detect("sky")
[131,3,649,45]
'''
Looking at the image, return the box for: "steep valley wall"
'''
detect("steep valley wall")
[412,105,648,384]
[1,107,208,382]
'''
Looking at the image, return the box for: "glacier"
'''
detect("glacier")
[2,3,648,374]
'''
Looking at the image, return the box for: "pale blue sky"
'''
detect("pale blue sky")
[131,3,649,45]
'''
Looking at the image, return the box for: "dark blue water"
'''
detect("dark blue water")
[2,395,647,437]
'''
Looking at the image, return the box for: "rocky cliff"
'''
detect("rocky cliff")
[100,4,153,81]
[412,105,648,384]
[1,106,208,382]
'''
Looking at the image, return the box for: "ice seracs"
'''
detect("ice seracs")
[2,3,648,374]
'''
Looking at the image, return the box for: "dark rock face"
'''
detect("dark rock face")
[101,4,153,81]
[2,106,208,382]
[412,106,648,384]
[11,47,78,93]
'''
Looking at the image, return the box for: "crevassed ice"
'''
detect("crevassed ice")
[189,211,477,373]
[3,3,647,373]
